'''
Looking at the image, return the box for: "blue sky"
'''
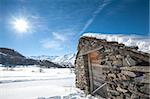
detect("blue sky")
[0,0,149,56]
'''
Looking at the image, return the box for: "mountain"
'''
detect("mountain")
[0,48,62,68]
[52,53,75,67]
[0,48,38,66]
[29,55,58,61]
[29,53,76,67]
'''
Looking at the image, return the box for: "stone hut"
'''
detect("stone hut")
[75,36,150,99]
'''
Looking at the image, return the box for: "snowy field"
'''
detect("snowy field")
[0,66,92,99]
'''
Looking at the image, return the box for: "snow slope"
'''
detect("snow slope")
[53,53,76,67]
[83,33,150,53]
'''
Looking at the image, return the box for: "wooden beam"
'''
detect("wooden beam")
[123,49,150,62]
[120,66,150,73]
[92,64,109,68]
[88,54,94,93]
[79,46,103,56]
[91,82,107,95]
[91,64,150,72]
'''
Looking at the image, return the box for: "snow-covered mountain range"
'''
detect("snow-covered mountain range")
[29,55,58,61]
[0,47,75,68]
[30,53,76,67]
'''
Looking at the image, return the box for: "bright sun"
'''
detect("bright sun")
[13,18,29,33]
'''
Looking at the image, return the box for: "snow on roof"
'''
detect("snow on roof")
[82,33,150,53]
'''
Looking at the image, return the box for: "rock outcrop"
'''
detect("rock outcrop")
[75,36,150,99]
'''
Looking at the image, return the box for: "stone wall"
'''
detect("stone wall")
[75,54,90,94]
[75,36,150,98]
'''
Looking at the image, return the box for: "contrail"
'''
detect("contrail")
[79,0,111,35]
[68,0,111,53]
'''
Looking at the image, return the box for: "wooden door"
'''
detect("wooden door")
[88,51,107,97]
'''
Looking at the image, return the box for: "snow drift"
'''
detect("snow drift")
[82,33,150,53]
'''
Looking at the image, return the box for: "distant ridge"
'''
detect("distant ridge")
[0,48,63,68]
[29,53,75,67]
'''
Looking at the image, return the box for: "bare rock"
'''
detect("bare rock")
[116,86,128,93]
[116,55,123,59]
[125,55,136,66]
[108,73,116,79]
[140,84,150,95]
[121,70,136,77]
[109,55,117,61]
[134,76,150,84]
[112,59,122,67]
[122,58,129,66]
[107,89,120,96]
[117,73,128,80]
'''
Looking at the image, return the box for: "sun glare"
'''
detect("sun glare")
[13,18,29,33]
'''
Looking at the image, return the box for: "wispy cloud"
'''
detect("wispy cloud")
[52,32,66,42]
[79,0,111,35]
[41,39,62,49]
[41,32,68,49]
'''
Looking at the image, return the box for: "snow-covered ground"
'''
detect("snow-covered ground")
[0,66,93,99]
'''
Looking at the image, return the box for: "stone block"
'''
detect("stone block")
[116,86,128,93]
[121,70,136,77]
